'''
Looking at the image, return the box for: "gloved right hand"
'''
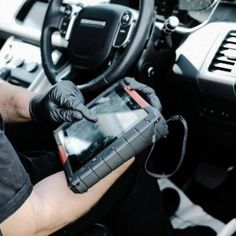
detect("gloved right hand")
[29,81,97,124]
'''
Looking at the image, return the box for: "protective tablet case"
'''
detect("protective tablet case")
[54,79,168,193]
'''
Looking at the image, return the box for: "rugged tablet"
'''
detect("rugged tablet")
[54,80,168,193]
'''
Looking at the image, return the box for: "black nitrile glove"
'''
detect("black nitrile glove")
[123,77,168,140]
[123,77,162,111]
[29,81,97,124]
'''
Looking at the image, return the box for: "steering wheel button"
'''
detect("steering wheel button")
[122,13,130,22]
[25,62,38,73]
[121,11,132,27]
[114,26,130,47]
[64,5,72,18]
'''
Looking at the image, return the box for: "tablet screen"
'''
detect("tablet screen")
[61,88,148,172]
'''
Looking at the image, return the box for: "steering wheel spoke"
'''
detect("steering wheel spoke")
[44,0,64,31]
[58,4,82,40]
[113,9,137,49]
[54,62,75,83]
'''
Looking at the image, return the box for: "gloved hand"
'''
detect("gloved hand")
[123,77,162,111]
[29,81,97,124]
[123,77,168,140]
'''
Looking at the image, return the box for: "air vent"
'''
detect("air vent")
[209,31,236,75]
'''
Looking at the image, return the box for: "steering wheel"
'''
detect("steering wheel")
[41,0,155,92]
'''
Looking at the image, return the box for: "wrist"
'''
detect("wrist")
[0,80,35,123]
[28,94,43,124]
[12,91,35,122]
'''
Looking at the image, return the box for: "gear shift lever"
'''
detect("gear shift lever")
[155,16,179,49]
[162,16,179,35]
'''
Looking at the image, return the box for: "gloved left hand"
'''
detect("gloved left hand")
[29,81,97,124]
[123,77,168,140]
[123,77,162,111]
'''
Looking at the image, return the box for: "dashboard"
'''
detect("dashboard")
[0,0,236,99]
[111,0,220,28]
[0,0,234,43]
[0,0,223,44]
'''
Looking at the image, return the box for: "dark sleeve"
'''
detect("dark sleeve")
[0,129,33,223]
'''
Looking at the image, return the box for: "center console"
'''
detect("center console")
[0,37,44,87]
[0,37,55,92]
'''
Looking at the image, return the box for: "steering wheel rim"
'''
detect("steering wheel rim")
[41,0,155,92]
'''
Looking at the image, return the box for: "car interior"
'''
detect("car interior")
[1,0,236,235]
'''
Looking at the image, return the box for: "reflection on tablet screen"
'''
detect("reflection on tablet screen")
[62,89,148,172]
